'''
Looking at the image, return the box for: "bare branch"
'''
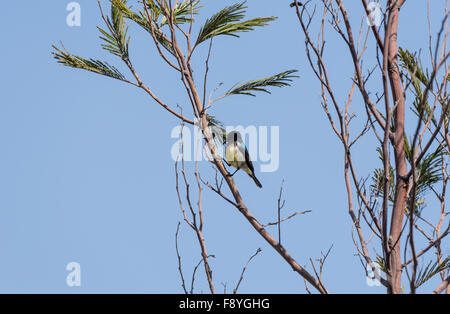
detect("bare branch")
[262,211,311,228]
[233,248,262,294]
[432,275,450,294]
[175,222,188,294]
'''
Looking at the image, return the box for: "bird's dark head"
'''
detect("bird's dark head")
[226,131,242,144]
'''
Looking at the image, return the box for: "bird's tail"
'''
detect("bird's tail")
[250,174,262,188]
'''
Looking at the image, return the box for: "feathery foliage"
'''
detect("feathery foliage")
[195,1,276,46]
[370,147,395,202]
[399,48,429,86]
[375,255,387,273]
[227,70,299,97]
[399,48,439,125]
[206,115,227,144]
[110,0,176,55]
[111,0,199,28]
[370,137,446,215]
[415,255,450,288]
[51,44,126,80]
[372,137,445,190]
[143,0,163,20]
[405,139,445,198]
[206,114,224,129]
[161,0,201,26]
[98,1,130,59]
[110,0,154,31]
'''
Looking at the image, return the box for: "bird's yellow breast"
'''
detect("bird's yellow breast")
[225,145,240,168]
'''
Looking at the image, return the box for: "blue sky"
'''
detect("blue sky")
[0,1,447,293]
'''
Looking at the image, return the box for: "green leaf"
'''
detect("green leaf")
[370,167,395,202]
[227,70,299,97]
[399,47,429,86]
[161,0,201,26]
[375,256,387,273]
[415,255,450,288]
[206,115,226,144]
[370,147,395,202]
[404,139,445,214]
[195,1,276,46]
[415,145,445,195]
[98,0,130,59]
[110,0,152,30]
[399,48,437,124]
[110,0,175,55]
[143,0,163,21]
[51,44,126,81]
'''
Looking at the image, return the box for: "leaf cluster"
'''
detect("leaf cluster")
[195,1,276,46]
[52,44,126,80]
[415,255,450,288]
[227,70,299,97]
[98,1,130,60]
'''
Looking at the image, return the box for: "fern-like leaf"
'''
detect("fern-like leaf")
[227,70,299,97]
[110,0,175,55]
[143,0,163,21]
[415,145,445,196]
[399,48,429,86]
[206,114,226,144]
[370,147,395,202]
[98,0,130,59]
[51,44,126,80]
[195,1,276,46]
[161,0,201,26]
[375,256,387,273]
[399,48,437,125]
[110,0,152,30]
[415,256,450,288]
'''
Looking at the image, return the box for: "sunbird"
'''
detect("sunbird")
[225,131,262,188]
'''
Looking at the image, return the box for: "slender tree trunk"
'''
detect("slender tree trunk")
[387,1,407,294]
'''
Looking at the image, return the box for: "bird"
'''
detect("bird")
[225,131,262,188]
[290,1,303,8]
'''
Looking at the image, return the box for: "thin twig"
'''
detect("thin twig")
[233,248,262,294]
